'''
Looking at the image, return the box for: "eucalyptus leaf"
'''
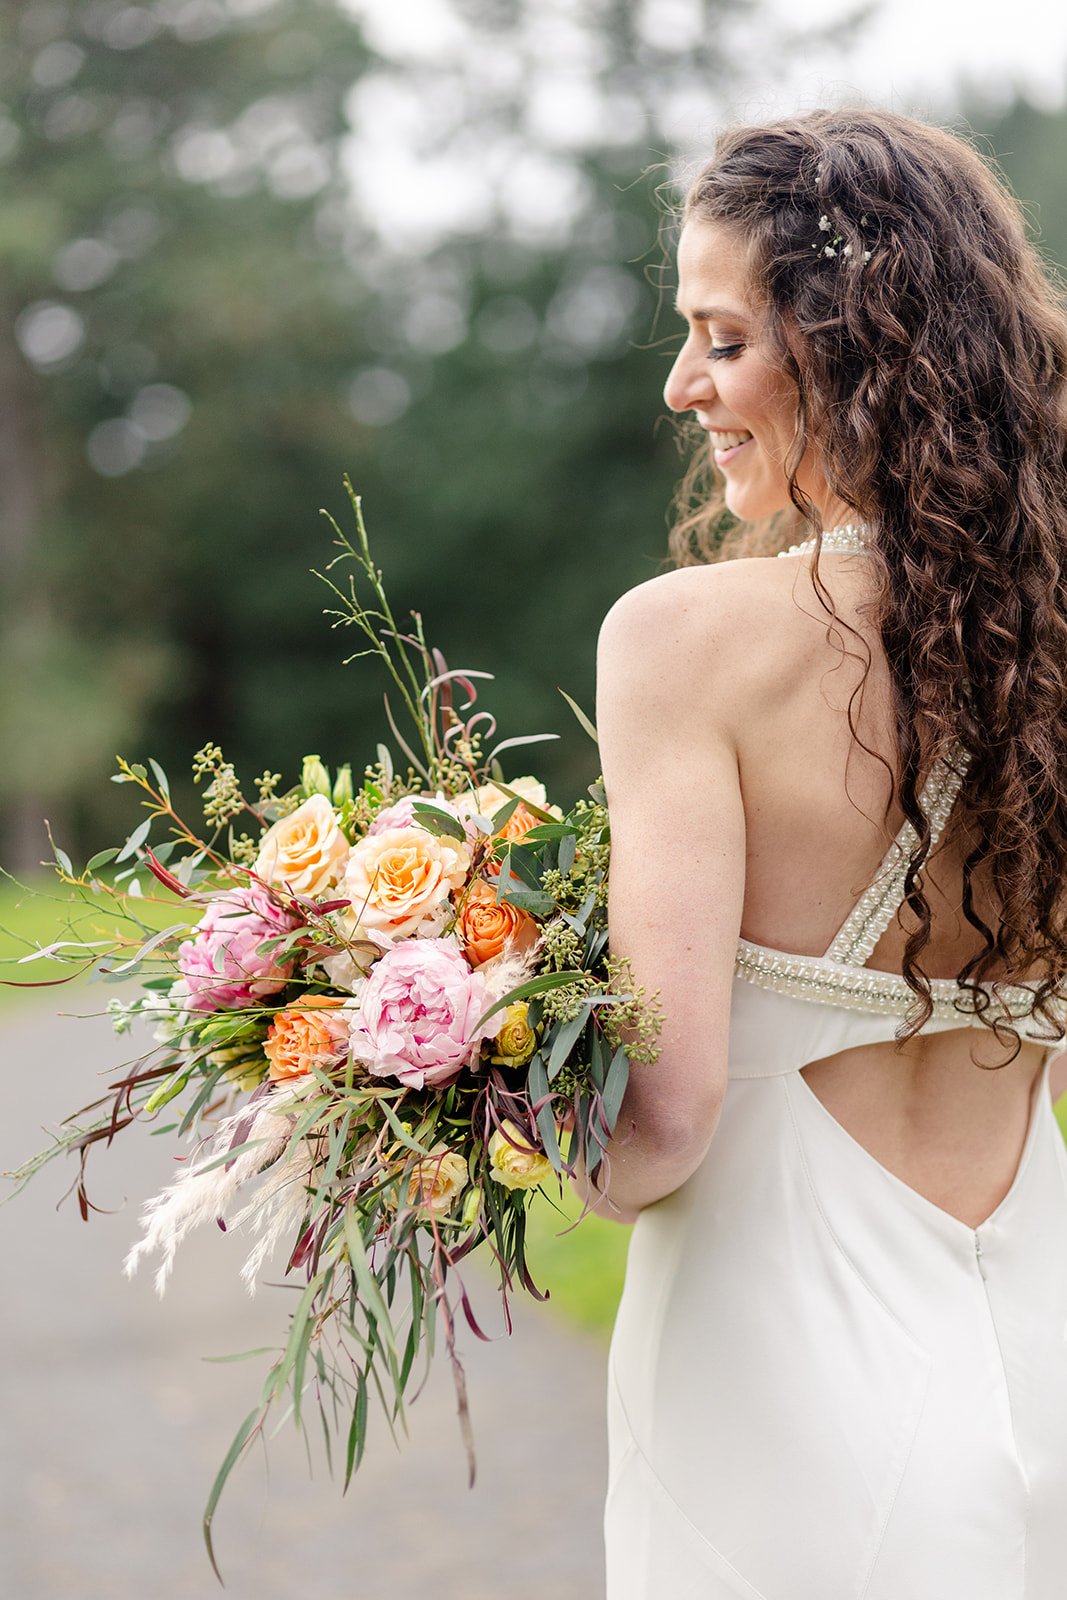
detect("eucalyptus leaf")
[148,758,171,800]
[495,884,556,917]
[203,1406,263,1581]
[601,1046,632,1134]
[344,1374,368,1491]
[558,689,599,744]
[528,1053,563,1175]
[546,1005,590,1081]
[116,818,152,863]
[202,1347,277,1365]
[86,848,120,871]
[473,970,587,1033]
[411,802,466,842]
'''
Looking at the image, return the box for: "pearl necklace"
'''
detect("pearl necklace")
[777,522,874,558]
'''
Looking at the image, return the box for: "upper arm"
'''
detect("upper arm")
[596,564,755,1148]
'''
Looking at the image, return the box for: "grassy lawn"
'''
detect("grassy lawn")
[0,869,189,1011]
[523,1184,630,1342]
[0,871,87,1007]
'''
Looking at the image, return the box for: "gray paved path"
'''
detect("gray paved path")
[0,994,610,1600]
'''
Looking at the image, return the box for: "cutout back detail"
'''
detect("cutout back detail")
[734,738,1066,1039]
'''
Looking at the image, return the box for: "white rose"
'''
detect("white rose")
[460,775,550,821]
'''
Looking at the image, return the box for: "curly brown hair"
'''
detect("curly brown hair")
[671,108,1067,1054]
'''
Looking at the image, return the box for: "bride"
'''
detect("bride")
[582,108,1067,1598]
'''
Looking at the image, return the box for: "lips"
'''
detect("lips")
[707,427,754,465]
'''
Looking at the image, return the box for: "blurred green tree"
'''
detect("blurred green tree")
[959,93,1067,276]
[0,0,866,868]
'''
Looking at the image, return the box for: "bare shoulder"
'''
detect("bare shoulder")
[597,557,801,738]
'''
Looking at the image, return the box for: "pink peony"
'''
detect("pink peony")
[349,936,492,1089]
[177,885,300,1012]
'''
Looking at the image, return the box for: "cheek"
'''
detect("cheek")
[720,360,782,434]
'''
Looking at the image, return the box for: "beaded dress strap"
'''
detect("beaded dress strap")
[822,741,971,967]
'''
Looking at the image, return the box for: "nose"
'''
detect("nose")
[663,335,713,415]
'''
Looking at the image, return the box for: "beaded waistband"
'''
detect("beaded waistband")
[734,937,1065,1040]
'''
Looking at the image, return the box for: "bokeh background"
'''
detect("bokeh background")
[4,0,1067,869]
[2,3,1066,1596]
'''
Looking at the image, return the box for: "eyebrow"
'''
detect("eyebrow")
[673,300,748,323]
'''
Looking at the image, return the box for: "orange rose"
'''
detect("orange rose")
[265,996,348,1082]
[458,879,539,968]
[483,806,543,877]
[463,778,560,877]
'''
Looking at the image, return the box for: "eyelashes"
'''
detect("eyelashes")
[708,343,743,362]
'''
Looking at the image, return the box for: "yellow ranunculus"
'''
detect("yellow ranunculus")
[488,1120,554,1191]
[490,1002,537,1068]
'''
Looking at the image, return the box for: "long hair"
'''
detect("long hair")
[673,109,1067,1052]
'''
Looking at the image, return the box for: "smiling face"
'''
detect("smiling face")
[665,215,845,526]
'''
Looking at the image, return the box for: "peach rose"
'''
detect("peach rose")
[466,776,551,820]
[488,1120,554,1191]
[401,1145,469,1216]
[338,825,469,942]
[458,879,540,968]
[255,794,350,900]
[265,996,349,1082]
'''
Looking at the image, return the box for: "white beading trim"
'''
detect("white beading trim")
[823,744,970,966]
[734,938,1065,1040]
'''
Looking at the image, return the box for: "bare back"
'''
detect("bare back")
[728,551,1059,1230]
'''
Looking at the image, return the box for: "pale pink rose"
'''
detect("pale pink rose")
[349,937,491,1089]
[338,825,470,942]
[177,886,300,1012]
[371,790,479,844]
[255,793,350,899]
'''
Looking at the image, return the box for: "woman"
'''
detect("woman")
[586,109,1067,1598]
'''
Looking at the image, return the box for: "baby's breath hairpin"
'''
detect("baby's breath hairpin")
[813,212,872,263]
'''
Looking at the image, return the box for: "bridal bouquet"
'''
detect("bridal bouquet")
[8,483,660,1573]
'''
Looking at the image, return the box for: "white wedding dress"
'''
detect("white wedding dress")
[604,747,1067,1599]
